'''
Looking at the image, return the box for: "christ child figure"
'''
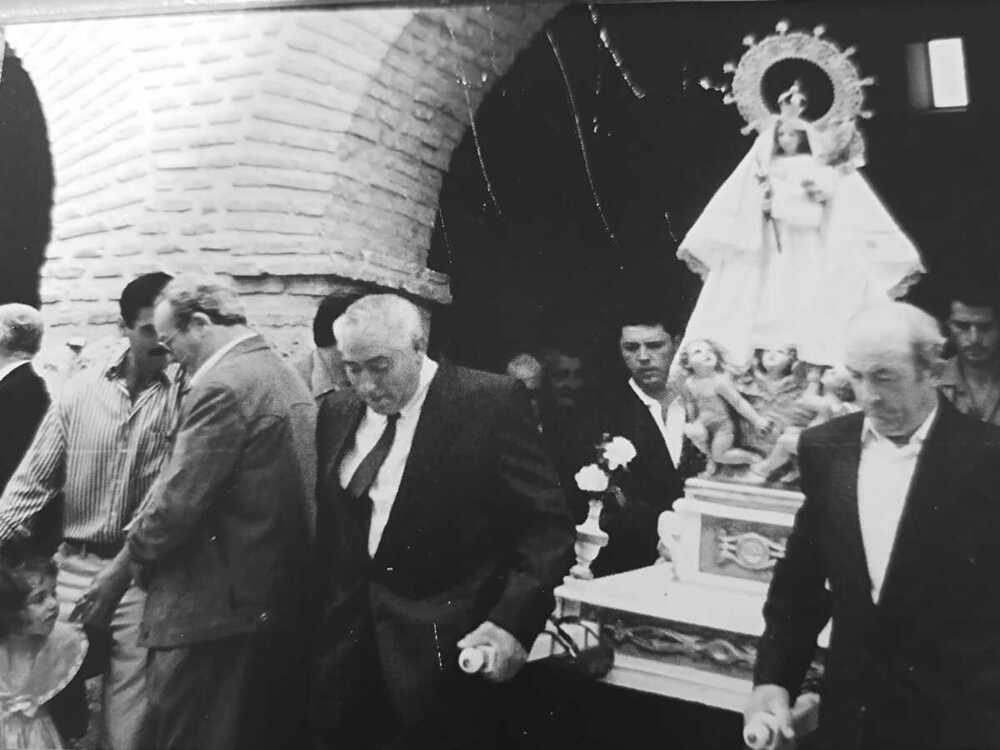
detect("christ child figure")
[747,366,858,485]
[679,339,772,476]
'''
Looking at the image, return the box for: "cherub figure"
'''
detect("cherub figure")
[737,345,807,460]
[679,339,772,476]
[746,365,857,485]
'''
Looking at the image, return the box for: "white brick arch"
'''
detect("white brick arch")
[5,4,564,379]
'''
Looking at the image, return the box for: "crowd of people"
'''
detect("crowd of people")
[0,271,998,749]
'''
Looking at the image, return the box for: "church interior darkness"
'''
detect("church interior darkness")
[430,0,1000,383]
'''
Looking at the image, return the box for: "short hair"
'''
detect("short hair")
[616,302,674,337]
[333,294,426,351]
[0,556,56,639]
[0,304,43,357]
[157,274,247,330]
[120,272,173,327]
[846,302,946,373]
[312,292,363,348]
[948,282,1000,320]
[679,338,727,374]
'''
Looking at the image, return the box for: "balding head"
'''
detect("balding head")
[0,304,43,358]
[844,303,944,440]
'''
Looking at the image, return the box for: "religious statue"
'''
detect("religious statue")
[746,365,858,485]
[678,339,772,476]
[675,23,925,371]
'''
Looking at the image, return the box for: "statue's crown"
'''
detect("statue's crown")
[777,81,808,119]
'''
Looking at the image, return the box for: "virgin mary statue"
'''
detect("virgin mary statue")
[676,81,924,368]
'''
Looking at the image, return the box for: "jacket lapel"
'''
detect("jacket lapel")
[876,402,958,613]
[319,398,365,500]
[827,415,876,605]
[372,365,461,562]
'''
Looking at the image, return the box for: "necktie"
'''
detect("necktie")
[345,414,400,543]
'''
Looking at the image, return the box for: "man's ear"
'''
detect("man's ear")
[118,317,129,337]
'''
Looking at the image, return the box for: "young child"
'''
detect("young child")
[679,339,772,476]
[0,557,88,749]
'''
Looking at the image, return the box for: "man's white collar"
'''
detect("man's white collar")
[861,404,938,448]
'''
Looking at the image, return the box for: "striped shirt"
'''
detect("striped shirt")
[0,346,183,544]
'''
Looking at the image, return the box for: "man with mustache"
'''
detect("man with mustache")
[938,285,1000,425]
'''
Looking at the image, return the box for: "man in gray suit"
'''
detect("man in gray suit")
[124,275,317,750]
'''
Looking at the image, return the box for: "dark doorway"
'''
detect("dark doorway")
[0,45,54,309]
[431,0,1000,381]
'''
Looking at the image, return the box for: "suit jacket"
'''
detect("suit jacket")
[128,335,317,647]
[312,364,573,732]
[755,397,1000,750]
[0,362,48,493]
[585,384,686,576]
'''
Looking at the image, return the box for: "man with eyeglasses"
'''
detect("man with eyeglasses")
[124,274,317,750]
[0,272,181,750]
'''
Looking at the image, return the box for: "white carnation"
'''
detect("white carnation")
[575,464,609,492]
[603,436,638,471]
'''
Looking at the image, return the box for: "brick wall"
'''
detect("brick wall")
[4,4,562,383]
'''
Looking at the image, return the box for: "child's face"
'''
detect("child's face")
[19,573,59,637]
[776,123,805,155]
[761,348,795,375]
[687,341,719,374]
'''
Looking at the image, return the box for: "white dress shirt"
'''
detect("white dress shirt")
[188,332,256,388]
[856,407,937,603]
[339,355,439,557]
[628,378,685,469]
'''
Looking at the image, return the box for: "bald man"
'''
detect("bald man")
[747,303,1000,750]
[0,304,47,495]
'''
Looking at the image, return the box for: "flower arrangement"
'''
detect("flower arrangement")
[567,434,637,581]
[574,434,637,505]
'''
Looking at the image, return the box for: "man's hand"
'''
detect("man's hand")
[744,684,795,743]
[457,621,527,683]
[69,554,132,629]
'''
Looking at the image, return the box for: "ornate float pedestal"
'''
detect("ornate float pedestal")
[537,478,826,714]
[660,478,804,593]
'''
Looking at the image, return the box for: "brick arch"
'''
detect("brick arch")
[5,5,564,374]
[321,5,563,303]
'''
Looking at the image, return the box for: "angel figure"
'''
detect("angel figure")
[676,80,924,370]
[745,365,857,485]
[737,345,807,459]
[679,339,771,476]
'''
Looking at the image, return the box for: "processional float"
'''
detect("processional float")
[547,20,925,749]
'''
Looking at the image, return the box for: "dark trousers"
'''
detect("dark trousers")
[139,627,309,750]
[312,619,510,750]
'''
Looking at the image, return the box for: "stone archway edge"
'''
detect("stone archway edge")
[228,251,452,304]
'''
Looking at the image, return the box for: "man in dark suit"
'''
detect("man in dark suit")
[311,293,574,750]
[748,302,1000,750]
[586,309,687,576]
[124,275,317,750]
[0,303,48,495]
